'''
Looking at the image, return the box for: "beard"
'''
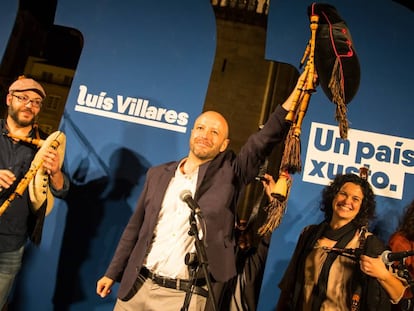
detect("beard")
[8,105,35,127]
[189,140,217,161]
[190,147,211,160]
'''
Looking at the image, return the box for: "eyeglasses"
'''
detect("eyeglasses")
[12,94,43,108]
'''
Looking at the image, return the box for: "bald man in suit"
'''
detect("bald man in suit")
[97,84,299,310]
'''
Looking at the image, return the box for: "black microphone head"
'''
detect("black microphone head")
[179,190,192,202]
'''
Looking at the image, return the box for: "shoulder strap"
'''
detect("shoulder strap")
[311,225,358,311]
[351,226,368,311]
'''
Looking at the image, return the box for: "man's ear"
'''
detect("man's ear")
[219,138,230,152]
[6,94,12,106]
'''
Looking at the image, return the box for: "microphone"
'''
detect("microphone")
[180,190,203,218]
[322,246,363,259]
[381,250,414,265]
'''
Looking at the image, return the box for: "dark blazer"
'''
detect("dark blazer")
[219,233,272,311]
[105,105,290,299]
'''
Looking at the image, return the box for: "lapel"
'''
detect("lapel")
[194,161,209,201]
[194,151,230,201]
[150,161,178,214]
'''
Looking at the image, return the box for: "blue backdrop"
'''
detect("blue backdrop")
[0,0,412,310]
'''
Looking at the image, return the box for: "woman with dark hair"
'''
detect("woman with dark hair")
[276,172,406,311]
[388,200,414,310]
[389,200,414,279]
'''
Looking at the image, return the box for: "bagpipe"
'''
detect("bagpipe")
[0,130,66,217]
[259,2,360,235]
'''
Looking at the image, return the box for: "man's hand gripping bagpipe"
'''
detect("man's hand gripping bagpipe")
[0,130,66,216]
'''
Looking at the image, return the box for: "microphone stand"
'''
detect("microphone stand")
[180,211,218,311]
[181,252,199,311]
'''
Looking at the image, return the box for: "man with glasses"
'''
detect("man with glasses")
[0,76,69,310]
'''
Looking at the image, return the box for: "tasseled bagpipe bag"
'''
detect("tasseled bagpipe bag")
[310,2,360,139]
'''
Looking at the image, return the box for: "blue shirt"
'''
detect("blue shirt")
[0,120,69,252]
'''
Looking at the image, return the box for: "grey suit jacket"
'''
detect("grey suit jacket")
[105,105,290,299]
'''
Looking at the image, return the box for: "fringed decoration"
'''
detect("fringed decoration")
[258,172,292,236]
[29,199,47,246]
[328,58,349,139]
[258,199,288,236]
[336,102,348,139]
[280,126,302,174]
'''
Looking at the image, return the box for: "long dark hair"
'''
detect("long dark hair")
[320,173,376,227]
[398,200,414,241]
